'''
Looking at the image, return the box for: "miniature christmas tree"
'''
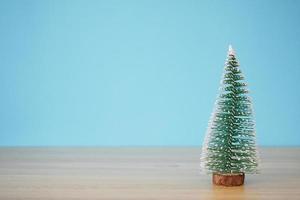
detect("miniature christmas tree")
[200,45,259,186]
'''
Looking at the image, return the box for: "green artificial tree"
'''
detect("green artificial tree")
[200,45,259,186]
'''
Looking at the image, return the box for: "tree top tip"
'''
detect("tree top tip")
[228,45,235,56]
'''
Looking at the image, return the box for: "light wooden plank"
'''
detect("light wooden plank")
[0,147,299,199]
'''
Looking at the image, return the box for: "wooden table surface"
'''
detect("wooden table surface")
[0,147,299,200]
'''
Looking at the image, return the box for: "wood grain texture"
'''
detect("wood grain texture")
[0,147,299,200]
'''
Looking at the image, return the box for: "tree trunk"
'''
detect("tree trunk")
[212,172,245,186]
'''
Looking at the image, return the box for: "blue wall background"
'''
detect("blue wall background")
[1,0,300,146]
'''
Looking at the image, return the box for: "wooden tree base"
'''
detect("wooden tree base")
[212,172,245,186]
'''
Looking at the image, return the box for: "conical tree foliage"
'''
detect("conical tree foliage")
[201,45,259,174]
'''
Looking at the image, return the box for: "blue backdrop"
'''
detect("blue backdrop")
[1,0,299,146]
